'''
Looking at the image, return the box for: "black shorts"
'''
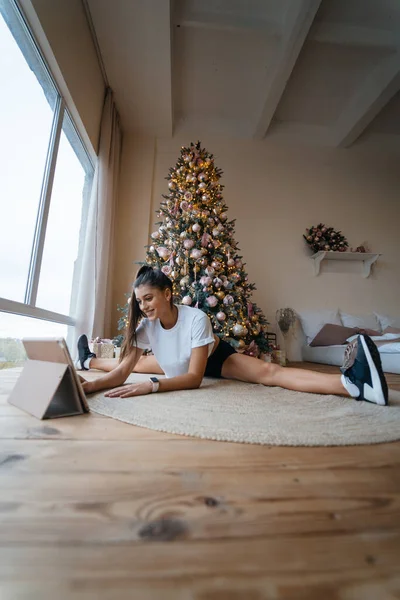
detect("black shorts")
[204,339,237,378]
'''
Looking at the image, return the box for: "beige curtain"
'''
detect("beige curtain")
[71,88,122,349]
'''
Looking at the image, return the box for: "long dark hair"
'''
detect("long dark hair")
[120,265,174,361]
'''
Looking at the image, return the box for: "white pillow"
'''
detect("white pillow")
[297,310,342,344]
[340,311,381,332]
[346,332,400,343]
[374,312,400,330]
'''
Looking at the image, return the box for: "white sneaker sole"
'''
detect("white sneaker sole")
[360,336,387,406]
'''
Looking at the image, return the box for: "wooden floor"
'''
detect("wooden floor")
[0,363,399,600]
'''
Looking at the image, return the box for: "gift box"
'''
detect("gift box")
[91,338,115,359]
[273,350,286,366]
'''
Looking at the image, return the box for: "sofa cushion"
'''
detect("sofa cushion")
[340,311,381,332]
[310,324,356,346]
[384,326,400,335]
[310,324,381,347]
[297,310,342,344]
[375,313,400,330]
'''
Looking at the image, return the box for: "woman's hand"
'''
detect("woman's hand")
[81,379,95,394]
[104,381,152,398]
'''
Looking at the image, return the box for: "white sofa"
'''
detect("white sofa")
[297,310,400,375]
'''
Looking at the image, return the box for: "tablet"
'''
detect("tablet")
[23,337,89,413]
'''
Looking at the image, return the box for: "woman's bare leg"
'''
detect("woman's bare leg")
[133,355,164,374]
[89,355,164,375]
[221,354,349,396]
[90,358,118,372]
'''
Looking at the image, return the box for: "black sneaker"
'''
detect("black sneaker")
[75,334,96,370]
[340,334,388,406]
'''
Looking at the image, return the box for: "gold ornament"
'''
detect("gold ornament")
[237,339,246,349]
[251,315,259,322]
[216,291,225,300]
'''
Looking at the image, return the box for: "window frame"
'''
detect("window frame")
[0,0,95,329]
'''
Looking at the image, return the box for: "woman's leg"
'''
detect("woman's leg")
[89,355,164,374]
[221,354,348,395]
[133,355,164,374]
[89,357,119,372]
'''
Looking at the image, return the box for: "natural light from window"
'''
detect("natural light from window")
[0,7,92,347]
[0,14,55,304]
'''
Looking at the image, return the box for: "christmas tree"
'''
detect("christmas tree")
[118,141,271,356]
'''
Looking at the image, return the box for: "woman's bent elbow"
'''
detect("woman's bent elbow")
[192,376,203,389]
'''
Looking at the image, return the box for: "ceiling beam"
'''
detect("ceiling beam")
[253,0,323,139]
[311,23,400,50]
[331,51,400,147]
[173,2,280,34]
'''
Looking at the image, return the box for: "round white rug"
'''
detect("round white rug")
[88,373,400,446]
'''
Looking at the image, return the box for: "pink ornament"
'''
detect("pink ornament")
[211,261,221,270]
[212,228,220,237]
[182,295,192,306]
[206,295,218,308]
[183,239,195,250]
[151,231,160,239]
[227,258,235,267]
[190,248,202,259]
[184,191,193,201]
[205,267,215,277]
[201,233,211,247]
[216,311,226,321]
[180,201,189,212]
[161,265,172,276]
[198,182,206,190]
[156,246,170,259]
[223,295,234,306]
[200,276,212,286]
[213,277,222,288]
[235,259,242,268]
[192,223,201,232]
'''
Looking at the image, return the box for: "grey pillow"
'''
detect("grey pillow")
[310,324,381,347]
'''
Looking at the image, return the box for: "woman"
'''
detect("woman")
[78,266,388,405]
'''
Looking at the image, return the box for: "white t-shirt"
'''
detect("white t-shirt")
[133,304,215,378]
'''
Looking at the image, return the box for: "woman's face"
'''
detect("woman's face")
[134,284,171,321]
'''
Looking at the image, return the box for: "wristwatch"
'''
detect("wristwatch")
[149,376,160,393]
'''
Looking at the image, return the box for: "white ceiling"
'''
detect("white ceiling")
[87,0,400,147]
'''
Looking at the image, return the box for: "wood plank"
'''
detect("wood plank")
[0,471,398,544]
[1,439,400,473]
[0,571,399,600]
[2,437,400,472]
[0,536,399,578]
[0,416,182,440]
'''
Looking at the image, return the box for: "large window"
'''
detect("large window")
[0,0,94,365]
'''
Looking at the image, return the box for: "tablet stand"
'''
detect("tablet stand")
[8,360,84,419]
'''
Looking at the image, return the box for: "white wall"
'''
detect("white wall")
[20,0,104,153]
[112,133,400,354]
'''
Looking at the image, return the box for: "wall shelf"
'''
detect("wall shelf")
[310,251,381,278]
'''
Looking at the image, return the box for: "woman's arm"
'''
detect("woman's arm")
[82,347,144,393]
[104,345,209,398]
